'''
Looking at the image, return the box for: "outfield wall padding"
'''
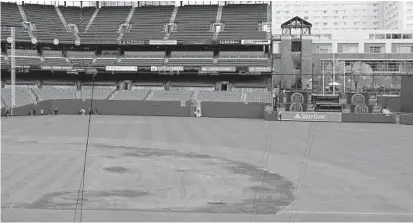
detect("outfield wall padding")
[201,102,266,119]
[6,100,192,117]
[399,114,413,125]
[401,76,413,113]
[341,113,396,123]
[377,96,401,112]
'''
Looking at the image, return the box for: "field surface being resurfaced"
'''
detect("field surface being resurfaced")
[1,115,413,222]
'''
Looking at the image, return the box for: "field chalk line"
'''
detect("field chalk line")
[281,210,413,216]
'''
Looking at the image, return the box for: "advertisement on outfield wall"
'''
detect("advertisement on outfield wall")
[105,66,138,71]
[241,40,271,45]
[151,66,184,71]
[201,66,236,72]
[248,67,271,72]
[280,111,342,122]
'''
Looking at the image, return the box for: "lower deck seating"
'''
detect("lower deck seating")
[33,86,77,100]
[69,58,93,66]
[43,57,72,67]
[197,91,243,102]
[94,58,117,66]
[245,90,271,103]
[110,89,150,101]
[80,86,115,100]
[149,90,193,101]
[133,81,164,87]
[1,86,35,107]
[82,80,117,86]
[167,58,213,66]
[42,80,76,86]
[118,58,164,66]
[15,57,42,67]
[217,58,270,66]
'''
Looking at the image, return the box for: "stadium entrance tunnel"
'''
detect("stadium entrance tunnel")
[22,144,295,214]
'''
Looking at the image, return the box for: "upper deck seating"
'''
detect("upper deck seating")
[122,6,173,41]
[168,51,214,66]
[169,5,216,41]
[0,3,31,42]
[82,7,130,44]
[110,89,150,101]
[23,4,75,43]
[59,6,95,32]
[1,3,24,27]
[1,86,35,107]
[219,4,267,41]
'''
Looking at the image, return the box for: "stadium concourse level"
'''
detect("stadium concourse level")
[0,76,272,109]
[0,49,271,71]
[0,2,269,44]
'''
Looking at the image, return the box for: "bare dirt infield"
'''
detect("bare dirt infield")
[1,115,413,222]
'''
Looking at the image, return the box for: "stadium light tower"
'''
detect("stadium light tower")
[6,27,16,116]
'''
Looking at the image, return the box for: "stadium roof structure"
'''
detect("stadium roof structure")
[281,16,312,35]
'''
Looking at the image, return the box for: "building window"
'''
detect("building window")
[323,22,328,26]
[396,46,413,53]
[392,34,402,39]
[323,10,327,13]
[317,46,332,53]
[369,34,374,40]
[342,46,358,53]
[386,34,392,39]
[369,46,383,54]
[304,16,309,20]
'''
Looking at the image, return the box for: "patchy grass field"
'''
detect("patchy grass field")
[1,115,413,222]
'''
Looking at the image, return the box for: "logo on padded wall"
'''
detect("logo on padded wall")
[290,103,303,112]
[291,93,304,103]
[355,105,369,113]
[351,93,365,105]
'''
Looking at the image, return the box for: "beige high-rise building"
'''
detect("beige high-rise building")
[381,1,413,30]
[271,1,381,33]
[271,1,413,33]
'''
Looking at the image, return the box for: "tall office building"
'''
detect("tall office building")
[272,1,381,33]
[272,1,413,33]
[381,1,413,30]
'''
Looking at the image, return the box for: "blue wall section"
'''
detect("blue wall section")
[341,113,396,123]
[5,100,266,119]
[401,76,413,113]
[399,114,413,125]
[200,102,266,119]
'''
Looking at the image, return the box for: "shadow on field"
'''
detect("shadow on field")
[19,144,295,214]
